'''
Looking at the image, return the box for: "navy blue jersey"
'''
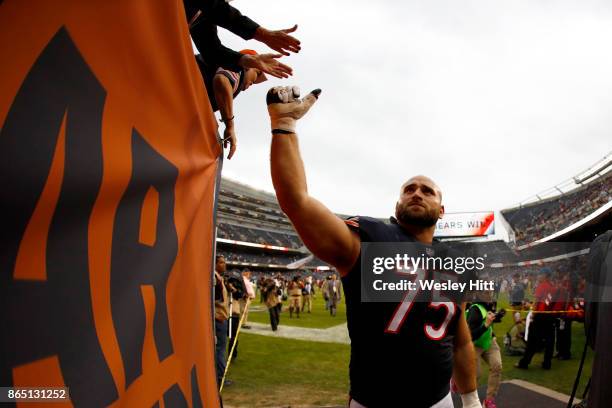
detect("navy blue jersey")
[342,216,472,407]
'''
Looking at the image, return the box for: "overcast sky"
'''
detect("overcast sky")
[205,0,612,225]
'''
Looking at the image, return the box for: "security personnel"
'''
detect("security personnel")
[516,268,555,369]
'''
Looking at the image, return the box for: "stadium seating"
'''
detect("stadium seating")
[217,249,302,266]
[216,178,323,274]
[502,172,611,245]
[218,222,302,249]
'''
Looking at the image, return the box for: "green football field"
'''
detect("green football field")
[221,292,592,407]
[245,291,347,328]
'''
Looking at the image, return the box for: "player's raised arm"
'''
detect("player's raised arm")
[266,86,360,274]
[212,74,237,159]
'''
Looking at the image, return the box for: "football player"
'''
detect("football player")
[265,86,480,408]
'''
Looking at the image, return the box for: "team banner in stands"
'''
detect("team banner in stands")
[0,1,221,407]
[435,212,495,237]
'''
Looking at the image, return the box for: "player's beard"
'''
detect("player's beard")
[395,201,439,227]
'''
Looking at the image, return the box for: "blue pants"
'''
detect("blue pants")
[215,319,228,384]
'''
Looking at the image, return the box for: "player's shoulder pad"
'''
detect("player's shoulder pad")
[346,216,391,241]
[358,216,389,229]
[344,216,360,229]
[343,215,385,228]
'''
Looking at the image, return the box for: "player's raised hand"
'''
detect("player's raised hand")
[222,125,237,160]
[266,86,321,133]
[240,53,293,79]
[254,25,301,56]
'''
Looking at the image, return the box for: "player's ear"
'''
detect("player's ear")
[439,205,445,219]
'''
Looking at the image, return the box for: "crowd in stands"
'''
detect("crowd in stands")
[461,240,515,261]
[488,255,588,301]
[503,173,611,245]
[218,250,303,266]
[221,188,279,210]
[218,183,293,226]
[217,202,293,228]
[217,222,303,249]
[219,195,288,222]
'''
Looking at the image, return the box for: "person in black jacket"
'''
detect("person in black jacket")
[185,0,300,80]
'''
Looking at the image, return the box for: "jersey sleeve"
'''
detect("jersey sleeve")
[343,216,391,242]
[344,216,360,231]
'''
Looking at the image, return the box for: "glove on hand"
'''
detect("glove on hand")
[266,86,321,133]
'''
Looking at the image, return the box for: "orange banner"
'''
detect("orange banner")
[0,1,221,407]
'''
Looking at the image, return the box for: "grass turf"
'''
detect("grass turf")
[480,293,592,398]
[221,333,350,407]
[245,291,346,329]
[222,292,592,406]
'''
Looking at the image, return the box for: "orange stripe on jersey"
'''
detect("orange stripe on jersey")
[344,218,359,228]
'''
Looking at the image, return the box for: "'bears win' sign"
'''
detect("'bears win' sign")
[1,1,221,406]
